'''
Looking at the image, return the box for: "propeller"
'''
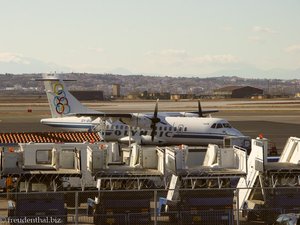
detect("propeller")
[188,99,218,117]
[145,99,166,142]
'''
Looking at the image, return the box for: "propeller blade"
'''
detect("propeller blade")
[151,129,156,142]
[198,100,204,117]
[150,99,160,141]
[154,99,159,119]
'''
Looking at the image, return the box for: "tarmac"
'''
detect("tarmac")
[0,99,300,151]
[0,99,299,225]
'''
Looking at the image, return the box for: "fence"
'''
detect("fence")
[0,187,299,225]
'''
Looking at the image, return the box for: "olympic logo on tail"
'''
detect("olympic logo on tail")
[53,83,71,115]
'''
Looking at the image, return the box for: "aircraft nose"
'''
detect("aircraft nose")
[229,128,243,136]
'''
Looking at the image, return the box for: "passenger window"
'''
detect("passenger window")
[174,127,177,132]
[178,127,183,132]
[211,123,216,128]
[169,127,172,131]
[184,127,187,132]
[164,127,167,131]
[159,127,162,131]
[216,123,223,129]
[116,125,119,129]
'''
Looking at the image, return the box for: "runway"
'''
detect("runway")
[0,99,300,151]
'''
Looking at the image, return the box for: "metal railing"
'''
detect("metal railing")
[0,187,299,225]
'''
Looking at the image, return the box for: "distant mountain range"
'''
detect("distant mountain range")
[206,67,300,79]
[0,57,299,79]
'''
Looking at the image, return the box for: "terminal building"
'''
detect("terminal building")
[213,86,263,98]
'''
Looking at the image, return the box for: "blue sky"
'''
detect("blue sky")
[0,0,300,78]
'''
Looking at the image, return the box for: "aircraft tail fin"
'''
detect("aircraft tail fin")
[38,74,98,118]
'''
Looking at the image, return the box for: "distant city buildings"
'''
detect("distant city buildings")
[112,84,121,97]
[0,73,299,100]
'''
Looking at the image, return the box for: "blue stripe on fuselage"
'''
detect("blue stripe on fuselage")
[43,123,94,131]
[173,134,225,139]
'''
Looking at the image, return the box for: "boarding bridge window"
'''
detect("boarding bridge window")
[216,123,223,129]
[211,123,216,128]
[36,150,52,164]
[60,149,75,169]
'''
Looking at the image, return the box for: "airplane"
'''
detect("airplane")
[38,74,244,145]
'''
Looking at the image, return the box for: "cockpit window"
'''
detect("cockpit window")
[211,123,216,128]
[216,123,223,129]
[223,123,232,128]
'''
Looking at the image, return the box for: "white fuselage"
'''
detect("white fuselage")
[41,115,243,146]
[103,116,243,145]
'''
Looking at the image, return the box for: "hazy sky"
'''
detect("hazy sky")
[0,0,300,78]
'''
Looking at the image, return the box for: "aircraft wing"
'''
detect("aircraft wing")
[69,112,133,118]
[188,110,219,114]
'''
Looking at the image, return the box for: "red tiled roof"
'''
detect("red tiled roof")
[0,132,101,144]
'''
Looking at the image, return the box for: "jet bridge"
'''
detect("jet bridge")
[158,144,248,225]
[0,142,108,222]
[0,142,115,192]
[90,143,165,225]
[236,136,300,224]
[90,143,165,191]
